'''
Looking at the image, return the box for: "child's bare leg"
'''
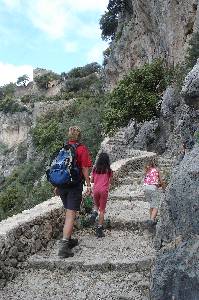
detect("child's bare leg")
[98,210,105,226]
[151,208,158,221]
[149,208,153,218]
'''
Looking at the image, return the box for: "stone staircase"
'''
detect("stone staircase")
[1,152,174,300]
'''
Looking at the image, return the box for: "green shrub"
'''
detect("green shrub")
[63,74,100,93]
[0,185,25,219]
[103,59,171,134]
[0,82,16,98]
[32,95,105,159]
[32,117,63,156]
[67,63,101,79]
[185,32,199,69]
[21,94,32,104]
[0,160,49,221]
[103,48,111,66]
[35,72,60,89]
[0,96,27,113]
[0,143,9,155]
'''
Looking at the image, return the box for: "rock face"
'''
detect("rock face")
[102,76,199,157]
[0,112,32,149]
[151,145,199,300]
[182,58,199,108]
[150,63,199,299]
[104,0,199,89]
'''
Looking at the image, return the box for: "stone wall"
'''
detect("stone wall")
[0,197,64,288]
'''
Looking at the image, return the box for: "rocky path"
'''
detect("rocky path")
[0,154,173,300]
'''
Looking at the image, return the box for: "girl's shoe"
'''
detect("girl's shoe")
[147,219,157,226]
[90,211,98,225]
[96,226,105,238]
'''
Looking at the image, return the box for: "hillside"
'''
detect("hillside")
[0,63,105,221]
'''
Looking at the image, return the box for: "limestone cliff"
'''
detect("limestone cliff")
[104,0,199,90]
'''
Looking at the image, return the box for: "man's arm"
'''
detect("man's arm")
[82,167,92,195]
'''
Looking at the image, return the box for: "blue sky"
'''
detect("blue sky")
[0,0,109,86]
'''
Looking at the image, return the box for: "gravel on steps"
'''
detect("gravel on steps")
[0,268,150,300]
[27,230,155,273]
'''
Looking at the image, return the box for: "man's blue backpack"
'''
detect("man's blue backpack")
[46,143,80,187]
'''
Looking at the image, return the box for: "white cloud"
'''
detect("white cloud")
[87,42,107,63]
[23,0,108,40]
[64,41,78,53]
[2,0,22,9]
[2,0,109,40]
[27,0,76,39]
[79,24,101,39]
[0,62,33,86]
[66,0,108,12]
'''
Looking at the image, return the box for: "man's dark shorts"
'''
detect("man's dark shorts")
[59,183,83,211]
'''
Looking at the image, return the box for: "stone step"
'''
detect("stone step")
[118,177,143,185]
[106,200,153,231]
[28,230,154,274]
[1,268,150,300]
[109,184,145,198]
[109,193,146,202]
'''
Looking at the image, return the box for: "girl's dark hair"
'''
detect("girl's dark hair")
[94,152,111,174]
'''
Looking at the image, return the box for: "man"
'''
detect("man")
[55,126,92,258]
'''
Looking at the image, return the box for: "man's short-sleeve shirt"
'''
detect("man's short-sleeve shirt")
[68,140,92,169]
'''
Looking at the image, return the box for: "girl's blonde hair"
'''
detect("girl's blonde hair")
[145,159,157,173]
[68,126,81,141]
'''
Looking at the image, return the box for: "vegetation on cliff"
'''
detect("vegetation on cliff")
[0,63,105,221]
[103,59,171,133]
[100,0,132,41]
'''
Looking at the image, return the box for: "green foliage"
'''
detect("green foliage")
[103,59,171,134]
[35,71,60,89]
[0,82,16,99]
[185,32,199,69]
[63,74,100,93]
[32,117,63,156]
[0,143,9,155]
[100,11,119,41]
[100,0,129,41]
[17,74,30,87]
[170,32,199,90]
[16,143,28,163]
[0,160,53,221]
[32,96,105,159]
[67,62,101,79]
[0,96,27,113]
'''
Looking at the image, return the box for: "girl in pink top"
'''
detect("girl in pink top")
[90,152,113,238]
[144,160,164,225]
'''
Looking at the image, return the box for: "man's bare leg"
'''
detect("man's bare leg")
[63,209,76,239]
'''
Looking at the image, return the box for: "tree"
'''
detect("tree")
[34,72,60,89]
[99,0,128,41]
[17,74,30,87]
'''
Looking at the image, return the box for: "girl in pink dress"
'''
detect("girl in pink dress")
[144,160,164,225]
[90,153,113,238]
